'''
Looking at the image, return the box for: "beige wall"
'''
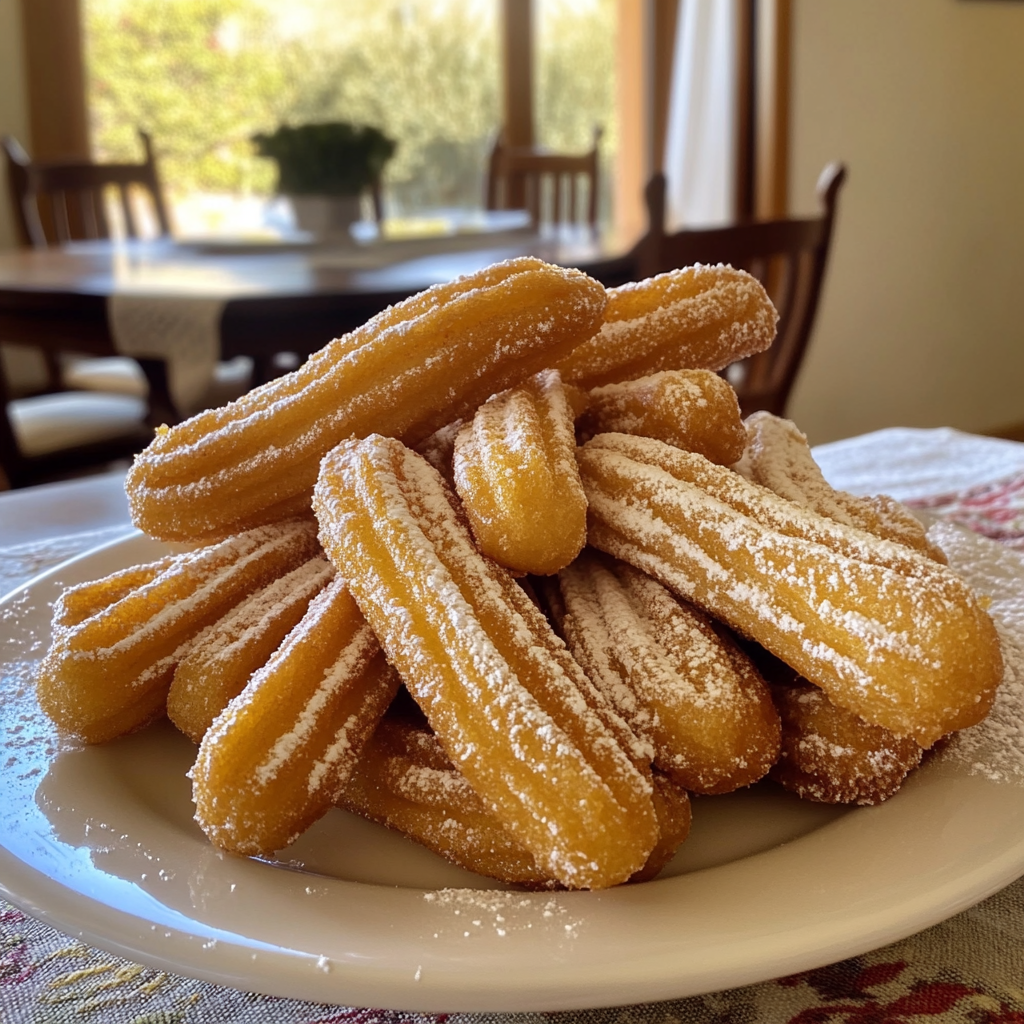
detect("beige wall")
[787,0,1024,444]
[0,0,29,250]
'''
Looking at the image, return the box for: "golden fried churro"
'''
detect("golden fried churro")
[167,555,335,743]
[748,634,924,807]
[577,433,1002,747]
[580,369,747,465]
[52,556,177,630]
[192,576,401,855]
[770,679,925,806]
[736,412,945,561]
[769,682,924,805]
[38,521,319,744]
[556,265,777,390]
[544,552,780,794]
[313,434,658,889]
[127,257,607,541]
[633,773,692,882]
[453,369,586,575]
[340,716,555,887]
[343,716,690,887]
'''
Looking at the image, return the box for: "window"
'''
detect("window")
[535,0,616,222]
[83,0,505,234]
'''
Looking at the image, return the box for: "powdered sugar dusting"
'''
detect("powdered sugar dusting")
[929,520,1024,783]
[422,888,583,940]
[579,434,1003,747]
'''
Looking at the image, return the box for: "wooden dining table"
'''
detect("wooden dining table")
[0,222,639,414]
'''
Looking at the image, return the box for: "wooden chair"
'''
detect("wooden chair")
[635,162,847,418]
[2,130,175,397]
[486,127,602,231]
[2,130,171,248]
[0,134,252,486]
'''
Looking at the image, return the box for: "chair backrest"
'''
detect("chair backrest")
[486,126,602,230]
[2,130,171,249]
[636,162,846,418]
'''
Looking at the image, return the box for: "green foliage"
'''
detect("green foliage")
[274,2,501,211]
[83,0,616,214]
[85,0,298,194]
[537,0,617,155]
[252,122,396,196]
[537,0,617,220]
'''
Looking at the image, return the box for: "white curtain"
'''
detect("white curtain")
[663,0,739,229]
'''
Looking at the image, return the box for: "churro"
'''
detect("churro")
[557,265,777,390]
[38,520,319,744]
[736,412,944,561]
[167,555,335,742]
[313,434,658,889]
[770,682,923,805]
[192,576,401,855]
[580,369,747,465]
[543,552,780,794]
[127,257,607,541]
[577,432,1002,747]
[52,556,177,630]
[453,369,586,575]
[342,715,691,886]
[635,773,692,882]
[340,716,555,887]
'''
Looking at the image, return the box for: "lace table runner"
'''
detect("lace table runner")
[3,471,1024,1023]
[107,294,225,414]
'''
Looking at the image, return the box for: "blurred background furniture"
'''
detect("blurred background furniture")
[637,161,847,419]
[2,129,170,249]
[0,225,636,488]
[0,364,152,489]
[0,131,251,486]
[486,126,602,232]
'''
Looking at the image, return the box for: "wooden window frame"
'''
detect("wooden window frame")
[18,0,91,161]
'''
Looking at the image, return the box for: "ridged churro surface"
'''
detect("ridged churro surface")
[547,552,780,794]
[454,369,586,575]
[557,265,776,390]
[38,520,319,743]
[340,716,555,887]
[582,369,747,465]
[577,433,1002,747]
[168,555,335,742]
[192,576,400,855]
[736,412,945,561]
[313,434,658,889]
[127,257,606,541]
[769,682,923,805]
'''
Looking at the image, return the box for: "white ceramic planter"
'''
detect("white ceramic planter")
[289,194,363,242]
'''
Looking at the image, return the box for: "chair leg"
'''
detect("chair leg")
[135,357,180,427]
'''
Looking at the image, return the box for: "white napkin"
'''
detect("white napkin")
[812,426,1024,502]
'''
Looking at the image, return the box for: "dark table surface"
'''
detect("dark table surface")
[0,226,639,366]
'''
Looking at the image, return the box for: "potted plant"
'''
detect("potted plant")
[253,121,396,239]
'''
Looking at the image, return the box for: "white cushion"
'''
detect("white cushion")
[62,356,149,398]
[63,355,254,415]
[10,392,148,458]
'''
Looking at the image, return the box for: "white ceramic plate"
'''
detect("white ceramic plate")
[2,531,1024,1013]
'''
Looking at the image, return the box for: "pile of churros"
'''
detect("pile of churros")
[36,256,1003,891]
